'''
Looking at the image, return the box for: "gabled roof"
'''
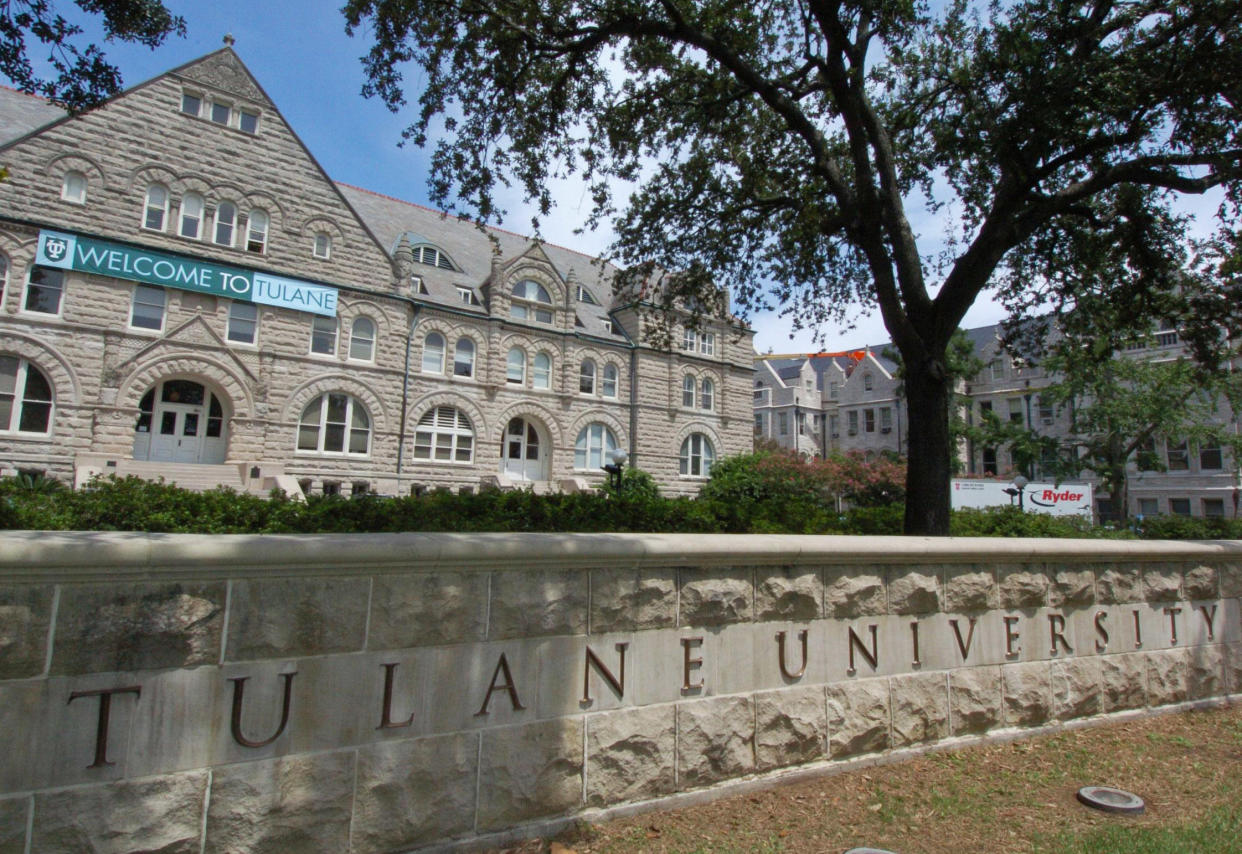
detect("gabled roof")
[0,86,65,145]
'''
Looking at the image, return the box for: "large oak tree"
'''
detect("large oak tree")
[345,0,1242,534]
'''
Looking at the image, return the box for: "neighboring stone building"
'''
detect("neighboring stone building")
[0,48,752,497]
[755,326,1240,521]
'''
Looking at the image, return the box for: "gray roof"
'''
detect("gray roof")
[0,86,65,145]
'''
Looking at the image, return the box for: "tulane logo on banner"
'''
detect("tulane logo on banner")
[34,229,337,317]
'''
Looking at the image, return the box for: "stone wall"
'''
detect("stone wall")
[1,532,1239,852]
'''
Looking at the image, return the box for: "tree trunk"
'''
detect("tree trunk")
[902,356,954,535]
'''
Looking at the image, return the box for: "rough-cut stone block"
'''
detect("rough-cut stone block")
[368,573,487,649]
[0,586,51,679]
[824,568,885,618]
[1143,564,1183,602]
[1188,644,1225,700]
[205,752,354,854]
[1183,564,1219,601]
[826,678,890,757]
[226,578,367,661]
[890,672,949,747]
[1096,565,1142,604]
[586,707,675,806]
[888,568,940,615]
[755,686,826,770]
[1220,563,1242,599]
[677,695,755,788]
[998,564,1048,609]
[32,772,206,854]
[1051,658,1102,721]
[591,568,676,633]
[950,667,1001,735]
[1226,642,1242,694]
[490,569,587,639]
[1146,649,1191,706]
[1100,654,1147,712]
[755,567,821,622]
[477,719,584,831]
[52,582,224,675]
[1049,567,1095,607]
[679,568,752,627]
[0,797,27,854]
[944,565,997,612]
[1002,661,1052,727]
[353,733,478,853]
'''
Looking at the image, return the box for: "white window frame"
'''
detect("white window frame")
[507,347,527,384]
[580,359,596,394]
[179,193,204,239]
[297,393,371,456]
[682,375,696,408]
[533,352,551,389]
[245,209,268,254]
[238,109,259,134]
[61,170,87,204]
[129,285,166,331]
[227,301,258,345]
[699,332,716,355]
[349,317,376,362]
[700,378,714,411]
[210,100,231,125]
[602,363,618,398]
[422,332,445,373]
[313,232,332,259]
[679,433,715,477]
[510,279,553,324]
[180,92,202,116]
[0,355,54,436]
[413,405,474,463]
[214,201,237,247]
[23,267,65,316]
[310,315,338,356]
[143,184,169,231]
[575,423,618,470]
[453,337,475,378]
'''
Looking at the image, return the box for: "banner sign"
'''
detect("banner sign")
[36,230,338,317]
[951,478,1093,517]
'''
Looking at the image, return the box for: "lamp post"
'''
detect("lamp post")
[602,448,628,490]
[1004,474,1029,511]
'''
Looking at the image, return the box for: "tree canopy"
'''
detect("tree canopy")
[0,0,184,110]
[345,0,1242,534]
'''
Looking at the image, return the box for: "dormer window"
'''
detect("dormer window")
[414,245,456,271]
[511,279,553,324]
[576,284,599,305]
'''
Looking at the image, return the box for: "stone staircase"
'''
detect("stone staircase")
[73,456,302,497]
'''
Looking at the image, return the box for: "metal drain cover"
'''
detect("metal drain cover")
[1076,785,1145,815]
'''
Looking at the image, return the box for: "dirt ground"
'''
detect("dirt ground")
[485,703,1242,854]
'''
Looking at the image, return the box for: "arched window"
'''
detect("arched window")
[602,363,618,398]
[507,347,526,384]
[179,193,204,239]
[454,338,475,377]
[297,393,370,455]
[61,170,86,203]
[682,375,696,408]
[246,209,268,253]
[310,315,337,355]
[0,254,7,304]
[313,232,332,259]
[214,201,237,246]
[700,378,714,411]
[533,352,551,389]
[422,332,445,373]
[144,185,169,230]
[0,356,53,434]
[413,405,474,462]
[510,279,553,324]
[575,423,618,470]
[579,359,596,394]
[350,317,376,361]
[679,433,715,477]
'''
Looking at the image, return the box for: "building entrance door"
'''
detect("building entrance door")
[133,379,228,464]
[150,403,203,462]
[502,417,546,481]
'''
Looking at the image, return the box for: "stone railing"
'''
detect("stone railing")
[0,532,1239,852]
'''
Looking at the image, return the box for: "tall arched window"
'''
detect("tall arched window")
[179,193,204,239]
[214,201,237,246]
[454,338,475,377]
[574,423,618,470]
[246,209,269,253]
[144,185,169,230]
[579,359,596,394]
[350,317,376,361]
[533,352,551,389]
[297,393,370,455]
[602,363,618,398]
[0,356,54,434]
[679,433,715,477]
[413,405,474,462]
[422,332,445,373]
[682,375,696,408]
[700,378,714,411]
[510,279,553,324]
[507,347,526,384]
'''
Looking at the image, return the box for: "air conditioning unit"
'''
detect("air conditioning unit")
[881,427,891,434]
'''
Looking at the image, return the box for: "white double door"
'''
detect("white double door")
[502,417,547,481]
[149,402,204,463]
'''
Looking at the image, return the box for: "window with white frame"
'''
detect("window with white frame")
[313,232,332,259]
[700,378,714,410]
[779,412,788,434]
[0,356,53,435]
[179,193,204,239]
[576,284,599,304]
[457,287,475,305]
[61,170,86,203]
[129,285,165,331]
[880,407,893,432]
[414,245,456,271]
[0,254,6,304]
[699,332,716,355]
[847,410,858,435]
[414,405,474,462]
[180,92,201,116]
[245,209,268,253]
[454,338,475,377]
[682,375,696,407]
[679,433,715,477]
[989,359,1004,381]
[422,332,445,373]
[580,359,596,394]
[210,100,230,125]
[864,408,875,432]
[602,363,618,398]
[507,347,526,384]
[682,328,697,351]
[144,185,169,230]
[863,373,874,392]
[238,109,259,134]
[349,317,376,361]
[533,352,551,389]
[24,267,64,315]
[214,201,237,246]
[510,279,553,324]
[310,315,337,355]
[575,423,618,469]
[227,301,257,344]
[297,393,370,455]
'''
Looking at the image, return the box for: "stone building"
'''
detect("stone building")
[0,48,752,497]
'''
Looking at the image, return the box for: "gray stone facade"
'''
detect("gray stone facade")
[0,48,752,497]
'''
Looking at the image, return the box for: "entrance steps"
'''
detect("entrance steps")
[73,456,298,497]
